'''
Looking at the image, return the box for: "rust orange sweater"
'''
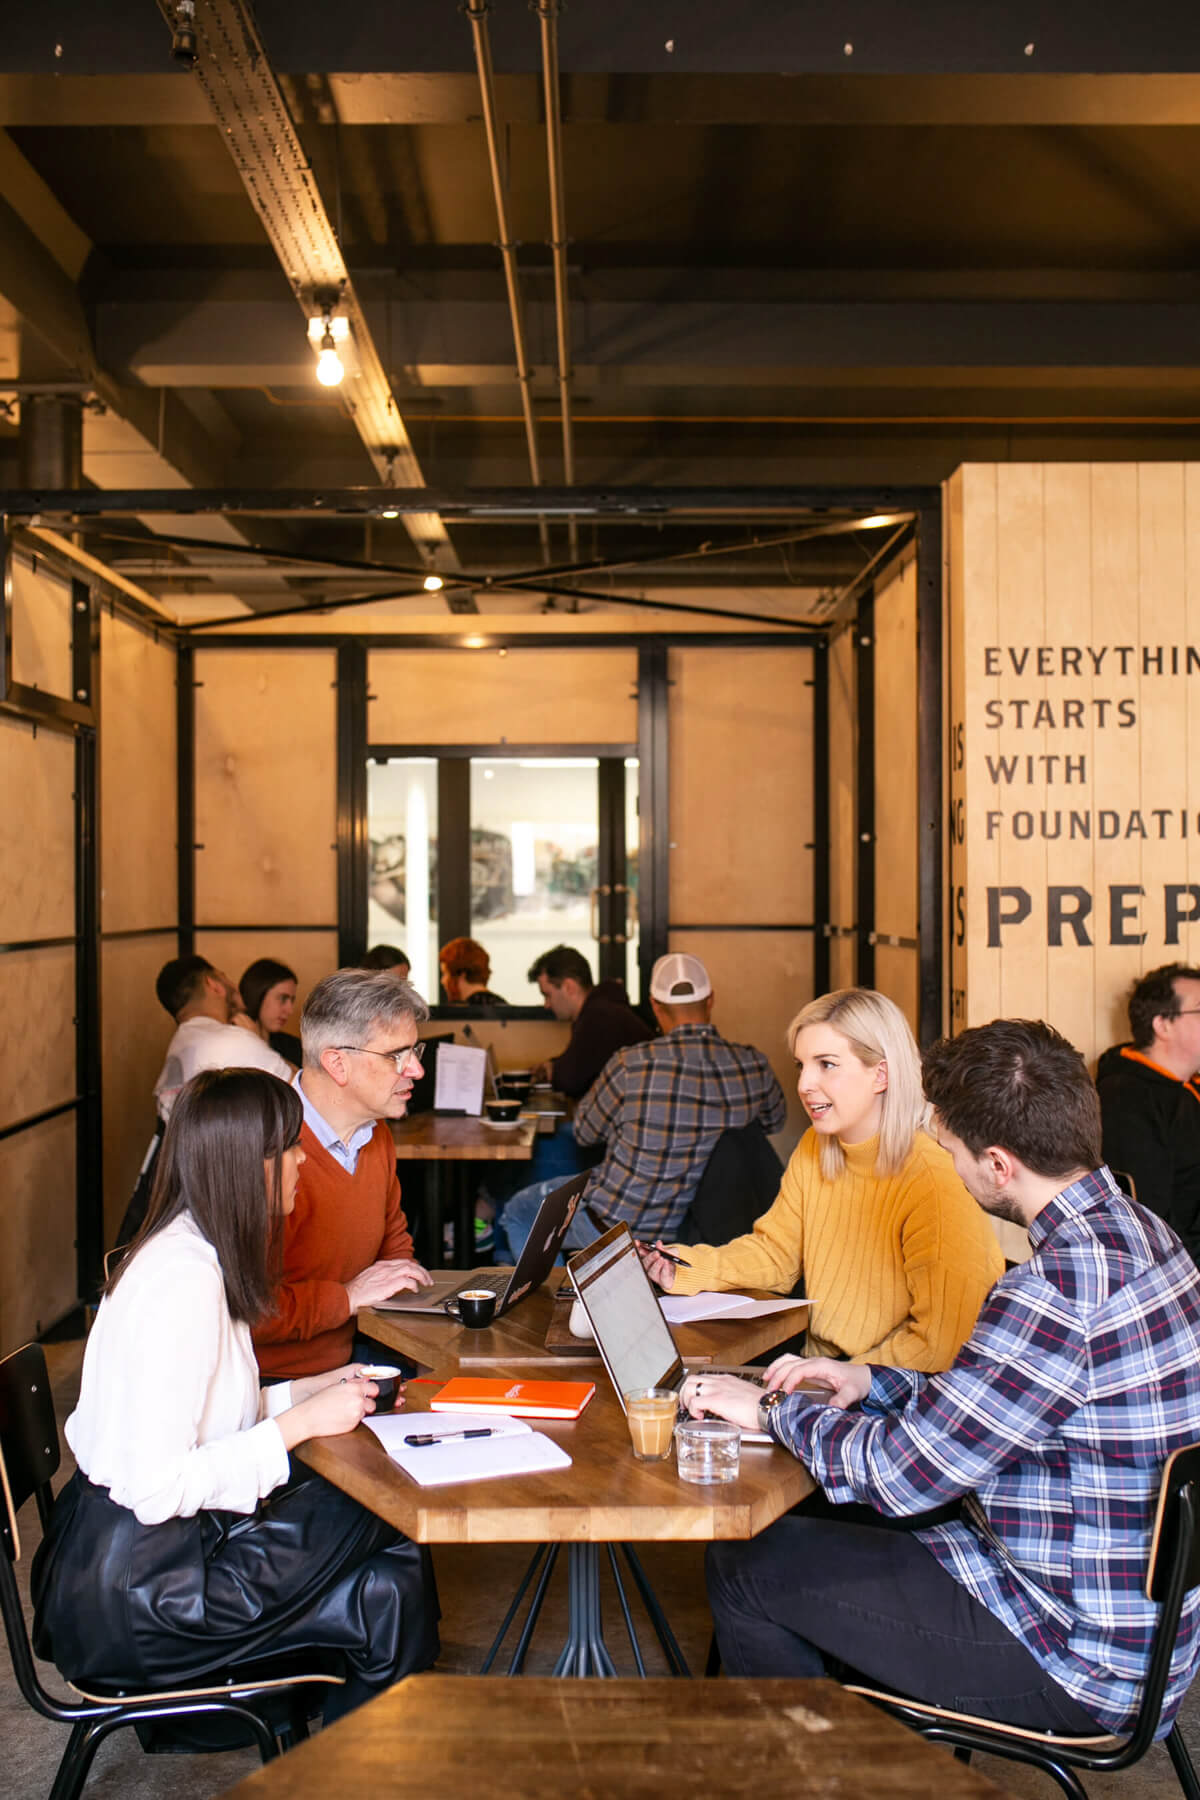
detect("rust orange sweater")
[253,1119,414,1379]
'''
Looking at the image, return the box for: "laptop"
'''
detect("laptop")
[376,1171,589,1318]
[567,1223,772,1441]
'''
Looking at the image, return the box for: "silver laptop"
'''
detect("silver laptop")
[567,1223,771,1440]
[376,1172,588,1318]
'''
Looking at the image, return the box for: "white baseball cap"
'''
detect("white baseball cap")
[649,952,712,1003]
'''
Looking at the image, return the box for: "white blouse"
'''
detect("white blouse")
[67,1214,294,1524]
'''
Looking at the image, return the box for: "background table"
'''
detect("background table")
[391,1113,537,1266]
[361,1268,813,1374]
[222,1676,1007,1799]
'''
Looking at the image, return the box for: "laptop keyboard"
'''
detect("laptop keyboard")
[457,1270,509,1298]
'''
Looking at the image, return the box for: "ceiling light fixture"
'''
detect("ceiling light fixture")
[423,573,445,592]
[307,308,349,388]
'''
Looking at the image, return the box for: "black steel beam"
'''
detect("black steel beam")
[74,717,102,1295]
[855,598,876,992]
[0,483,942,520]
[437,759,472,963]
[336,642,369,968]
[637,645,670,994]
[177,642,195,957]
[811,641,831,997]
[915,501,944,1045]
[596,756,626,987]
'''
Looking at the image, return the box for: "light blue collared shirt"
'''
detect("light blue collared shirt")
[293,1069,376,1175]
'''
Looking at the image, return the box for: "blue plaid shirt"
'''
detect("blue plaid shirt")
[773,1167,1200,1735]
[574,1023,786,1239]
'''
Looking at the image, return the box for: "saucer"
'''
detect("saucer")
[483,1117,524,1130]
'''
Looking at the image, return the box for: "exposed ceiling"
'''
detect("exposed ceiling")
[1,2,1199,627]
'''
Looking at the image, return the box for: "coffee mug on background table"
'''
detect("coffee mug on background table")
[624,1387,678,1461]
[358,1364,403,1414]
[484,1097,522,1123]
[675,1417,741,1483]
[457,1290,498,1328]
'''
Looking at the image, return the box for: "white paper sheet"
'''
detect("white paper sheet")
[433,1043,487,1114]
[364,1409,572,1487]
[660,1292,815,1324]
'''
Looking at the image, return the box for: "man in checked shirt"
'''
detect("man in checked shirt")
[495,952,785,1263]
[691,1018,1200,1738]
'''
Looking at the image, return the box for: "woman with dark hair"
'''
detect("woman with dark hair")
[239,957,303,1065]
[32,1068,437,1722]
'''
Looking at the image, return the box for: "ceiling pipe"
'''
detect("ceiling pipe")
[534,0,580,570]
[464,0,551,563]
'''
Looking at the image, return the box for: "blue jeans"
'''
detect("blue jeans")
[494,1176,604,1265]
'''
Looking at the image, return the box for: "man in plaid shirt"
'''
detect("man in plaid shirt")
[692,1018,1200,1736]
[495,952,785,1262]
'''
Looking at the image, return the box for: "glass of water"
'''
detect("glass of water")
[674,1417,741,1484]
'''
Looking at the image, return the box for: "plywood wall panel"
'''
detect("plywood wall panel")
[434,1017,569,1074]
[0,947,76,1131]
[193,931,340,1020]
[0,1112,76,1346]
[101,935,176,1246]
[368,648,637,745]
[668,647,813,924]
[0,714,75,941]
[874,945,919,1037]
[873,556,918,943]
[101,613,177,932]
[9,553,72,698]
[670,928,811,1157]
[194,648,338,924]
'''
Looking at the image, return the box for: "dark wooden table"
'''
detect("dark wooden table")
[221,1676,1007,1798]
[391,1113,537,1266]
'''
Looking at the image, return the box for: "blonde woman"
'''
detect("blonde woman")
[641,988,1003,1370]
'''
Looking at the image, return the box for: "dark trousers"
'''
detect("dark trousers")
[706,1513,1103,1734]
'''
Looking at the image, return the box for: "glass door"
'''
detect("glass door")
[366,758,439,1000]
[366,753,639,1006]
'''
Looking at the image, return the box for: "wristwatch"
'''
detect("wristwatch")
[757,1387,786,1434]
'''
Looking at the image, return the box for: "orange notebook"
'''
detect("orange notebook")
[429,1377,595,1420]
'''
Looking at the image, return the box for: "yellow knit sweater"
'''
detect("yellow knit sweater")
[668,1128,1004,1371]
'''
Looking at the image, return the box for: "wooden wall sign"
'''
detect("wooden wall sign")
[947,462,1200,1064]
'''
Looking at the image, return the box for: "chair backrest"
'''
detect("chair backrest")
[1146,1442,1200,1604]
[676,1121,784,1247]
[0,1344,61,1563]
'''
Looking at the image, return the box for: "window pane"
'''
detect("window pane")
[470,758,599,1003]
[367,759,439,1003]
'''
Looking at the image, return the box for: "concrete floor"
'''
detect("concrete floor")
[4,1339,1198,1798]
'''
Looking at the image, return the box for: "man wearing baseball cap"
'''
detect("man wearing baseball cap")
[495,951,785,1262]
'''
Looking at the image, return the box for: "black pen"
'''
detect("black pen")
[404,1427,496,1446]
[640,1243,692,1268]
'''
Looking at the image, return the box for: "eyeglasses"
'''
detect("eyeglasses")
[336,1041,426,1072]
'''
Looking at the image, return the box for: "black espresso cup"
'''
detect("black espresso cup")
[359,1363,402,1413]
[457,1290,498,1329]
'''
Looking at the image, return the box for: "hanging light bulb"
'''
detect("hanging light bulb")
[315,325,344,387]
[423,573,445,592]
[308,304,349,386]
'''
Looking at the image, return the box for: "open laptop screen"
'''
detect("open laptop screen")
[568,1224,684,1408]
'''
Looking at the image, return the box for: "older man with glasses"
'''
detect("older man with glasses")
[254,968,433,1379]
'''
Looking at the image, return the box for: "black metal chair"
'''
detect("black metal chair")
[0,1341,345,1800]
[847,1441,1200,1799]
[675,1121,783,1246]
